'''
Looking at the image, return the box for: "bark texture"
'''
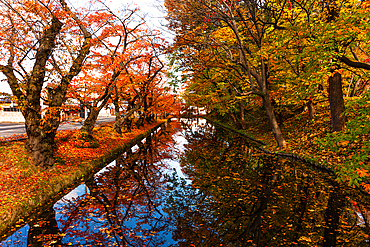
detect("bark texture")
[114,105,140,134]
[307,99,315,119]
[80,108,100,137]
[262,93,286,147]
[328,72,346,132]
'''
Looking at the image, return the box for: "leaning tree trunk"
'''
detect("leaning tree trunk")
[262,93,286,147]
[80,108,100,137]
[329,72,346,132]
[114,104,140,134]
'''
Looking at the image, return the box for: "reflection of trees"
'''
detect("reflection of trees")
[25,121,182,246]
[27,204,62,247]
[322,182,344,247]
[165,120,370,246]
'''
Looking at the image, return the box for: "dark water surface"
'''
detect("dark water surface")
[1,119,369,246]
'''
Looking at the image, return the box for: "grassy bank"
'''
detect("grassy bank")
[0,119,167,239]
[209,99,370,193]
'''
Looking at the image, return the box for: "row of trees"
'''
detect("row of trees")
[0,0,180,169]
[165,0,370,146]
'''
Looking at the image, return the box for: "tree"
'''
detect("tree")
[112,36,168,134]
[69,5,148,137]
[270,0,370,131]
[165,0,287,146]
[0,0,92,169]
[68,1,171,136]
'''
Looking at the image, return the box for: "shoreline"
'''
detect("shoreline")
[0,119,169,240]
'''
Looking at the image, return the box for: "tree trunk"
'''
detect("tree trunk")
[329,72,346,132]
[114,104,140,134]
[135,114,144,128]
[24,106,59,169]
[240,100,246,129]
[349,77,361,97]
[307,99,315,119]
[228,112,243,130]
[113,95,122,135]
[114,117,123,134]
[25,130,55,170]
[262,93,286,147]
[80,108,100,136]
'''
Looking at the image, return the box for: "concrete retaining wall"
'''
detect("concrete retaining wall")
[0,110,111,123]
[0,111,25,123]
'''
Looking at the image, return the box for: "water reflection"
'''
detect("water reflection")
[1,121,183,247]
[50,123,181,246]
[1,119,369,246]
[164,120,370,246]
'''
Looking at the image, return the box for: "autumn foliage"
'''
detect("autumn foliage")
[0,0,180,170]
[165,0,370,190]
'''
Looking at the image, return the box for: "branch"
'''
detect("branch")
[54,0,92,102]
[340,56,370,70]
[350,47,359,61]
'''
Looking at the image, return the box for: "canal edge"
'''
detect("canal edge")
[0,119,170,241]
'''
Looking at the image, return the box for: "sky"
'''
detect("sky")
[0,0,169,94]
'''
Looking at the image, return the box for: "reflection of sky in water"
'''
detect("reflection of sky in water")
[54,183,89,226]
[165,133,187,177]
[94,160,116,177]
[0,225,29,247]
[131,144,139,152]
[0,184,90,247]
[163,118,207,180]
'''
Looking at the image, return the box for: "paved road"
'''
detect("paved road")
[0,117,115,137]
[0,123,25,137]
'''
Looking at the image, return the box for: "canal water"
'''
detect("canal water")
[1,118,369,246]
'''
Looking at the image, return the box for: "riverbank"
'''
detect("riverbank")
[0,119,167,239]
[208,100,370,194]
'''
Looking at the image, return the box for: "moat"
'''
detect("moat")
[1,119,369,246]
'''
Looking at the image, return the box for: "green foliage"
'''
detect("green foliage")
[314,92,370,186]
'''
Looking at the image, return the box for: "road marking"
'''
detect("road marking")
[0,125,25,130]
